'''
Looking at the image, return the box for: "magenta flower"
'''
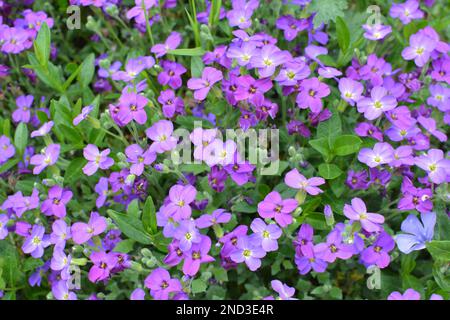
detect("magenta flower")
[339,78,364,106]
[146,120,178,153]
[296,77,330,113]
[284,168,325,195]
[158,89,184,118]
[275,58,310,86]
[234,75,273,104]
[50,249,71,279]
[358,142,394,168]
[357,86,397,120]
[414,148,450,184]
[22,225,50,258]
[73,105,94,126]
[12,95,33,123]
[174,220,201,252]
[182,235,214,276]
[360,231,395,268]
[0,135,15,165]
[362,23,392,41]
[230,235,266,271]
[398,177,432,213]
[196,209,231,229]
[250,218,282,252]
[343,197,385,233]
[257,191,298,227]
[276,15,308,41]
[265,280,296,300]
[30,144,60,175]
[144,267,182,300]
[31,121,54,138]
[41,185,73,218]
[0,214,9,240]
[162,184,197,220]
[88,251,118,283]
[52,280,77,300]
[389,0,424,25]
[387,288,421,300]
[71,211,107,244]
[125,144,156,176]
[151,32,182,58]
[427,84,449,112]
[226,42,257,67]
[315,230,354,263]
[157,60,187,89]
[187,67,223,101]
[251,45,291,78]
[116,92,148,126]
[295,244,328,275]
[82,144,114,176]
[95,177,109,208]
[112,56,155,82]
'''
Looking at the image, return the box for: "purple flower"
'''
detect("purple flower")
[315,230,354,263]
[257,191,298,227]
[359,54,391,86]
[125,144,156,176]
[130,288,145,300]
[339,78,364,106]
[358,142,394,168]
[174,220,202,252]
[196,209,231,229]
[390,146,415,167]
[296,77,330,113]
[30,144,60,174]
[182,235,214,276]
[234,75,272,104]
[112,56,155,82]
[0,135,15,164]
[220,225,249,257]
[223,153,255,185]
[52,280,77,300]
[73,105,93,126]
[226,1,256,29]
[187,67,223,101]
[88,251,118,283]
[414,148,450,184]
[354,122,383,141]
[360,231,395,268]
[82,144,114,176]
[346,170,369,190]
[357,86,397,120]
[396,212,435,254]
[151,32,182,58]
[276,15,308,41]
[50,219,71,248]
[31,121,54,138]
[146,120,178,153]
[116,92,148,125]
[362,23,392,41]
[389,0,424,25]
[95,177,109,208]
[266,280,296,300]
[144,267,182,300]
[427,84,449,112]
[402,32,436,67]
[387,288,421,300]
[162,184,197,220]
[71,211,107,244]
[250,218,282,252]
[50,249,71,279]
[22,225,50,258]
[157,60,187,89]
[0,214,9,240]
[398,177,432,213]
[226,42,257,66]
[208,165,228,192]
[41,185,73,218]
[417,116,447,142]
[295,244,328,275]
[230,235,266,271]
[343,197,385,233]
[285,168,325,195]
[158,89,184,118]
[12,95,33,123]
[250,45,291,78]
[275,58,310,86]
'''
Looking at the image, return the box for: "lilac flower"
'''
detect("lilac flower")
[234,75,272,104]
[0,135,15,164]
[389,0,424,25]
[315,230,354,263]
[12,95,33,123]
[130,288,145,300]
[257,191,298,227]
[417,116,447,142]
[346,170,369,190]
[30,144,60,174]
[390,146,415,167]
[41,185,73,218]
[343,197,385,233]
[357,86,397,120]
[52,280,77,300]
[71,211,107,244]
[387,288,421,300]
[162,184,197,220]
[146,120,178,153]
[358,142,395,168]
[230,235,266,271]
[203,139,237,167]
[318,67,342,79]
[73,105,93,125]
[112,56,155,82]
[144,267,182,300]
[339,78,364,106]
[275,58,310,86]
[396,212,435,254]
[295,244,328,275]
[151,32,182,58]
[0,214,9,240]
[95,177,109,208]
[427,84,450,112]
[88,251,118,283]
[1,27,31,54]
[174,220,202,252]
[50,219,71,248]
[158,89,184,118]
[276,15,308,41]
[125,144,156,176]
[362,23,392,41]
[116,92,148,125]
[285,168,325,195]
[82,144,114,176]
[227,42,257,67]
[223,153,255,185]
[251,45,291,78]
[414,149,450,184]
[98,60,122,79]
[398,177,432,213]
[402,32,436,67]
[22,225,50,258]
[266,280,296,300]
[31,121,54,138]
[208,165,228,192]
[355,122,383,141]
[182,235,214,276]
[250,218,282,252]
[50,249,71,279]
[190,128,218,161]
[220,225,249,257]
[196,209,231,229]
[360,232,395,268]
[386,104,415,128]
[359,54,392,86]
[226,1,256,29]
[296,77,330,113]
[158,60,186,89]
[187,67,223,101]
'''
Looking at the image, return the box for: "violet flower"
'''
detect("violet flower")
[343,197,385,233]
[71,211,107,244]
[230,235,266,271]
[30,144,60,174]
[144,267,182,300]
[257,191,298,227]
[83,144,114,176]
[250,218,282,252]
[125,144,156,176]
[285,168,325,195]
[22,225,50,258]
[396,212,435,254]
[187,67,223,101]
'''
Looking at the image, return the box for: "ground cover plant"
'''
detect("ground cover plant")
[0,0,449,300]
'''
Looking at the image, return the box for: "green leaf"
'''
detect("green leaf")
[0,158,19,174]
[427,241,450,262]
[191,56,204,78]
[208,0,222,27]
[307,0,348,28]
[191,278,207,294]
[79,53,95,87]
[336,16,350,52]
[113,239,135,253]
[316,111,342,138]
[231,201,257,213]
[175,116,214,130]
[33,22,51,67]
[318,163,343,180]
[332,135,362,156]
[179,163,209,175]
[64,157,86,184]
[107,210,153,245]
[14,122,28,156]
[142,196,157,235]
[0,242,24,290]
[309,137,332,159]
[168,47,205,56]
[127,199,140,219]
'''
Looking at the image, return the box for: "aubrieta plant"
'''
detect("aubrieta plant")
[0,0,448,301]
